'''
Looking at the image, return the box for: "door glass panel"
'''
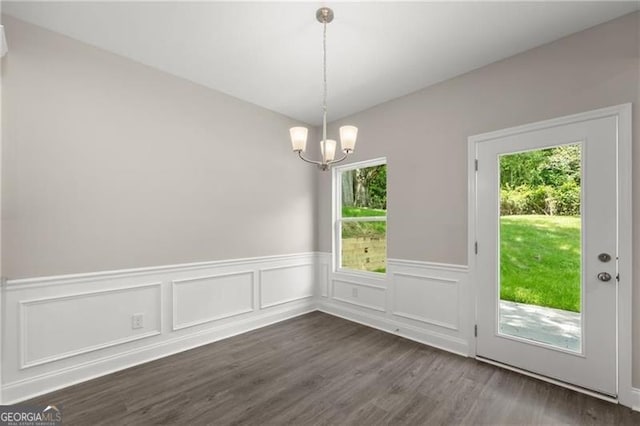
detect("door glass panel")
[498,144,582,351]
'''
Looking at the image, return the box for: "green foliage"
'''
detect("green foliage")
[501,185,557,215]
[341,221,386,239]
[528,185,556,215]
[500,215,581,312]
[500,145,581,216]
[366,165,387,209]
[500,149,549,187]
[342,164,387,210]
[555,181,581,216]
[500,186,528,215]
[544,145,581,187]
[342,206,386,218]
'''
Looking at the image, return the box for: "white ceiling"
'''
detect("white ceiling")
[2,1,638,125]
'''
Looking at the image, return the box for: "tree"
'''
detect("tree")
[342,170,355,207]
[354,165,386,209]
[341,165,387,210]
[499,145,581,216]
[542,145,581,187]
[500,150,548,188]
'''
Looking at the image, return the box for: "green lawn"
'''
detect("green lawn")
[500,215,581,312]
[341,207,387,239]
[342,206,386,217]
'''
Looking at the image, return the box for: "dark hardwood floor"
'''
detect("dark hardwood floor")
[28,312,639,425]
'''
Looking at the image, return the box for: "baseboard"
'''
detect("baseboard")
[318,300,469,357]
[2,301,315,404]
[630,387,640,412]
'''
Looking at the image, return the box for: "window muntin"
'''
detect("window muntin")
[335,160,387,274]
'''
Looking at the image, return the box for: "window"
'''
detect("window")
[334,158,387,274]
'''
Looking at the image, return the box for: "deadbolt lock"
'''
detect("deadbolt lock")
[598,253,612,262]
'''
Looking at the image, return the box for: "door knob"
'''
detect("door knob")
[597,272,612,282]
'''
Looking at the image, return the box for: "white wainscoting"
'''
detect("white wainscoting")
[392,272,459,330]
[317,253,470,357]
[172,271,255,331]
[632,388,640,412]
[259,264,314,309]
[318,263,329,298]
[6,252,639,410]
[332,279,386,312]
[1,253,317,404]
[20,282,163,369]
[2,252,471,405]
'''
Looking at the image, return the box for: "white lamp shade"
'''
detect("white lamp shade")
[339,125,358,152]
[321,139,337,162]
[289,127,308,152]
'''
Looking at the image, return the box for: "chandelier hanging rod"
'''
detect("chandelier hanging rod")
[289,7,358,171]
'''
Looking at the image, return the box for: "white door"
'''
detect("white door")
[474,114,618,396]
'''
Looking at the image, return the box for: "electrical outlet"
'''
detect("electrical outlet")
[352,287,358,297]
[132,313,144,329]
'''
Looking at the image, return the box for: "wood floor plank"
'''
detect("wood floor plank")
[26,312,640,425]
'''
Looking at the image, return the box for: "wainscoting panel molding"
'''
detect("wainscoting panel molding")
[1,253,317,404]
[259,263,314,309]
[392,272,459,330]
[319,263,329,298]
[321,255,470,357]
[332,279,386,312]
[317,253,332,299]
[632,388,640,412]
[20,283,162,369]
[172,271,255,331]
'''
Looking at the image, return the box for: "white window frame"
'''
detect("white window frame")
[332,157,387,278]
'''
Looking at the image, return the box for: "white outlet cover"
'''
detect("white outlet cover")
[131,313,144,329]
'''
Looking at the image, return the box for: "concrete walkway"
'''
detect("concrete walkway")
[499,300,581,351]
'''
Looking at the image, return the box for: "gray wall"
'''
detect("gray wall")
[3,10,640,385]
[1,16,316,278]
[319,12,640,382]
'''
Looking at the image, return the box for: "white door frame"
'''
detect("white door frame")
[467,104,633,406]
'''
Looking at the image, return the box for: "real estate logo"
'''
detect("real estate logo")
[0,405,62,426]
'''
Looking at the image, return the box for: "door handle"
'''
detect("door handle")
[597,272,612,282]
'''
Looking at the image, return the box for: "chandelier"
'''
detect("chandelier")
[289,7,358,171]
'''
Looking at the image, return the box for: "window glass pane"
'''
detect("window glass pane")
[498,144,582,351]
[341,221,386,273]
[341,165,387,217]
